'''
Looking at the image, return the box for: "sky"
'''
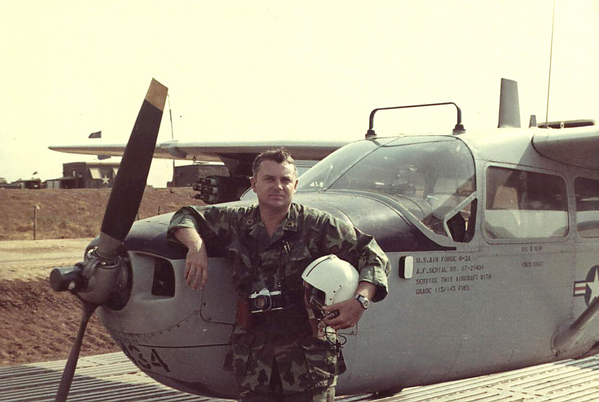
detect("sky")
[1,0,598,187]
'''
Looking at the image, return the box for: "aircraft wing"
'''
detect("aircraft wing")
[532,125,599,170]
[50,139,350,175]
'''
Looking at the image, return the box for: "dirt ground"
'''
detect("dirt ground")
[0,187,197,241]
[0,239,122,366]
[0,188,202,367]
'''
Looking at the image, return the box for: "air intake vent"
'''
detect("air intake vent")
[539,119,595,129]
[152,258,176,297]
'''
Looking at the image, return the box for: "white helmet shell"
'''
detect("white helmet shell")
[302,255,359,306]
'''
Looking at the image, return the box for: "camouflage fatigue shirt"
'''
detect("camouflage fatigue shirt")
[168,203,390,395]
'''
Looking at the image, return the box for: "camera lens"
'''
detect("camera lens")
[254,295,269,310]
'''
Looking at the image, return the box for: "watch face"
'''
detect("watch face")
[356,295,369,309]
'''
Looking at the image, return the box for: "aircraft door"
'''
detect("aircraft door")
[456,164,575,374]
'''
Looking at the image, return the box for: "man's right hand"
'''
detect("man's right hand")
[173,227,209,290]
[185,243,209,290]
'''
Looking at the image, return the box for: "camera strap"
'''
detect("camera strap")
[235,298,254,330]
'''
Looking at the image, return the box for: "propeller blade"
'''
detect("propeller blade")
[97,79,168,259]
[53,80,167,401]
[55,302,98,402]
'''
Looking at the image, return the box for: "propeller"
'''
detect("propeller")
[50,78,168,402]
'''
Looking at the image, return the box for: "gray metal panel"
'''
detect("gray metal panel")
[532,126,599,170]
[2,352,599,401]
[0,353,224,402]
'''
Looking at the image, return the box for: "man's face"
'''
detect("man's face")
[250,160,298,212]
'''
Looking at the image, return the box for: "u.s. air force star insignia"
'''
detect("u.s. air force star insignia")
[573,265,599,306]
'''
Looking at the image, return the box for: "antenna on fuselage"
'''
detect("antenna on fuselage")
[529,115,538,128]
[498,78,521,128]
[545,0,556,123]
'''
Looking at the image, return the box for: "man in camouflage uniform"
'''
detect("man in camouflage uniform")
[168,148,390,402]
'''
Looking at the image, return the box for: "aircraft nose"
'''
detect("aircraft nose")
[294,192,446,253]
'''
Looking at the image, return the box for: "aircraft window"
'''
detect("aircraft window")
[297,140,381,191]
[485,167,568,239]
[306,136,476,242]
[575,177,599,238]
[89,167,102,179]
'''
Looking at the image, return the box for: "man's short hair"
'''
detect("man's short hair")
[252,148,297,177]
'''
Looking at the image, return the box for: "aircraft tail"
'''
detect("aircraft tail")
[498,78,521,128]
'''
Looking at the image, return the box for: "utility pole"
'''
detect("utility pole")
[33,205,40,240]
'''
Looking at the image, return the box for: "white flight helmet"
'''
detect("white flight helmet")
[302,255,359,307]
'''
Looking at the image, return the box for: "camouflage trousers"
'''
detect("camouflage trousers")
[225,326,341,396]
[238,358,336,402]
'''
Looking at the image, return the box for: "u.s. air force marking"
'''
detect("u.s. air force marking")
[574,265,599,306]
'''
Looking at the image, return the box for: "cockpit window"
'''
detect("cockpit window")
[298,136,477,242]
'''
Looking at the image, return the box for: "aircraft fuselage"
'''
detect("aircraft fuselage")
[97,129,599,397]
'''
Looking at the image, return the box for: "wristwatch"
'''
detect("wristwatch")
[354,294,370,310]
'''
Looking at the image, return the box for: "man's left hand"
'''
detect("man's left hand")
[321,298,364,330]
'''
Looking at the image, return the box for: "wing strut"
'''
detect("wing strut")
[552,295,599,356]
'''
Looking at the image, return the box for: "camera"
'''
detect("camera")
[249,288,284,313]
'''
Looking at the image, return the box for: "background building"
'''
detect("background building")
[46,162,121,189]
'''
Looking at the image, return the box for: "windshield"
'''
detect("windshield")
[298,136,477,242]
[297,140,382,191]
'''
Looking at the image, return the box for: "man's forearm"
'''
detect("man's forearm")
[356,281,377,300]
[174,227,210,290]
[174,227,203,251]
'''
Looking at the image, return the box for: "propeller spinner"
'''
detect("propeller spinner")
[49,78,168,402]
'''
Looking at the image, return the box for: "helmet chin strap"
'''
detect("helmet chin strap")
[303,283,341,342]
[301,254,359,347]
